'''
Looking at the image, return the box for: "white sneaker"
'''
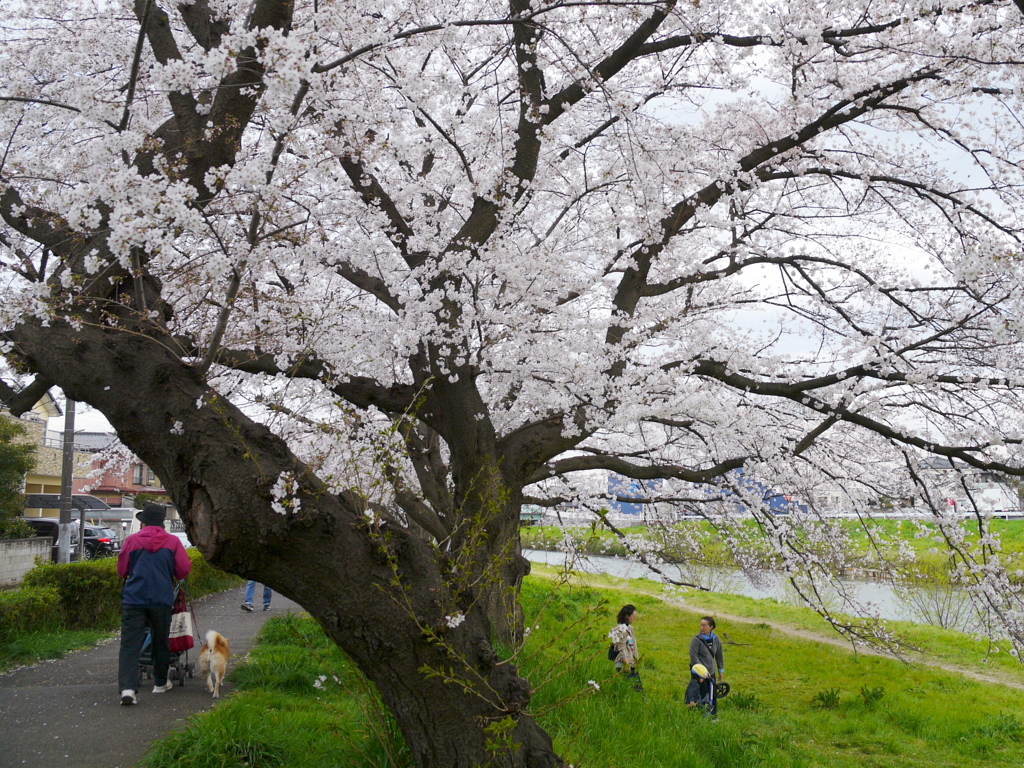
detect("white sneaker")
[120,689,137,705]
[152,681,174,693]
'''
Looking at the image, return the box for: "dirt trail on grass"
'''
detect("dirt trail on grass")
[662,593,1024,691]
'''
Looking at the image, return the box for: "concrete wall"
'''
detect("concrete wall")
[0,537,51,586]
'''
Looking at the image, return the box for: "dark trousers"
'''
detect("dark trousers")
[118,604,172,691]
[624,665,644,692]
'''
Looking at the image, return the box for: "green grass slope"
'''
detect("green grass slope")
[141,573,1024,768]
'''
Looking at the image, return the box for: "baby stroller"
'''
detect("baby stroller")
[139,579,197,686]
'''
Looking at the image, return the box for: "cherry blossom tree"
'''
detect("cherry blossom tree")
[4,0,1024,765]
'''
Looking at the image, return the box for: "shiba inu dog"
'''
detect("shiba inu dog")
[198,630,230,698]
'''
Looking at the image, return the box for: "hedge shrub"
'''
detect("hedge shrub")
[186,548,244,598]
[22,558,122,629]
[19,547,242,631]
[0,585,63,639]
[1,548,242,669]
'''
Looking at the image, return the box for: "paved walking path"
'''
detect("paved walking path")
[0,585,302,768]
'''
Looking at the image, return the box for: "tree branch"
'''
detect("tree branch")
[338,155,424,269]
[527,453,746,486]
[0,375,54,417]
[209,346,419,414]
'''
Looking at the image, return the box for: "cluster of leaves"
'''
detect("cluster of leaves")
[729,691,763,711]
[0,584,62,640]
[810,687,842,710]
[13,548,239,631]
[0,417,35,540]
[964,713,1024,745]
[859,685,886,709]
[810,685,886,711]
[21,558,123,629]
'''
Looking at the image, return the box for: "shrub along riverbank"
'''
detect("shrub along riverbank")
[143,569,1024,768]
[0,550,241,670]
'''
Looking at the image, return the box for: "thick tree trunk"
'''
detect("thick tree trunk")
[8,319,562,768]
[417,377,533,644]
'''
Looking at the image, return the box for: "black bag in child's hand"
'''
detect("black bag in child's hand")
[607,643,618,661]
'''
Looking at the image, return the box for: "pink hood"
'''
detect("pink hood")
[117,524,192,582]
[135,525,177,551]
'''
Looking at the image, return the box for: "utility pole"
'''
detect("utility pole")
[56,398,76,564]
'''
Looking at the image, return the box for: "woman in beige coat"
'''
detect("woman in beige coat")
[610,604,643,691]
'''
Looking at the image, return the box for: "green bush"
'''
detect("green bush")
[963,713,1024,744]
[185,548,244,597]
[19,547,241,630]
[811,687,841,710]
[860,685,885,709]
[23,544,239,612]
[22,558,122,629]
[1,547,240,670]
[0,517,34,540]
[0,417,37,539]
[0,585,62,639]
[729,691,763,712]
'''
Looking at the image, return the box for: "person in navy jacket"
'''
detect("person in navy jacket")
[116,504,192,705]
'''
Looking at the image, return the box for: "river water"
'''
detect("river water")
[523,548,960,627]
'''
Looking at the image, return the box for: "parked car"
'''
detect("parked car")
[82,524,121,559]
[20,517,80,563]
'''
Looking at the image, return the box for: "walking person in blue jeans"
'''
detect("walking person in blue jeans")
[242,581,272,611]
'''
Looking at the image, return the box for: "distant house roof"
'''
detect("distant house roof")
[73,432,119,452]
[33,391,62,420]
[918,457,955,471]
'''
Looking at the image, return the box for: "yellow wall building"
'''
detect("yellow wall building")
[3,393,93,514]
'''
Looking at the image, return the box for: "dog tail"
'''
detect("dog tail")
[204,629,230,657]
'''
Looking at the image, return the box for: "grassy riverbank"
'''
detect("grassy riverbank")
[521,519,1024,568]
[143,570,1024,768]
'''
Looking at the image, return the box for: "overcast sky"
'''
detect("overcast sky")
[47,395,113,434]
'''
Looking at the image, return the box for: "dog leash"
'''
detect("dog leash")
[183,578,202,643]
